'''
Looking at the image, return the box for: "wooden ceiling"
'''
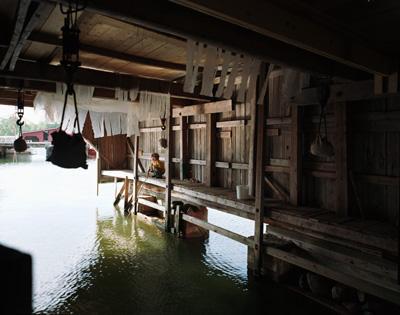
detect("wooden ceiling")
[271,0,400,56]
[21,8,187,81]
[1,0,400,105]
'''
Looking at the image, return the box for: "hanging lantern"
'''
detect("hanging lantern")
[14,88,27,153]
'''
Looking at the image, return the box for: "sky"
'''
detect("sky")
[0,104,47,123]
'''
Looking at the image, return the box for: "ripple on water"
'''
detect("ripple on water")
[0,155,320,315]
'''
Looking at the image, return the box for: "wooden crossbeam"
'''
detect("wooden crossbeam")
[172,100,232,117]
[171,0,396,75]
[182,213,254,247]
[0,0,31,70]
[29,31,186,72]
[8,3,51,71]
[0,60,211,101]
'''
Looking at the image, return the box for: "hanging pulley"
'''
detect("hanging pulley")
[14,88,27,153]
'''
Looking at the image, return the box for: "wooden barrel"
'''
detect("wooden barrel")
[137,195,158,216]
[184,205,209,239]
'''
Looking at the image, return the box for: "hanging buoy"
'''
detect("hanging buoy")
[14,136,27,153]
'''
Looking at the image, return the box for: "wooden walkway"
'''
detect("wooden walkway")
[102,169,397,254]
[102,169,400,305]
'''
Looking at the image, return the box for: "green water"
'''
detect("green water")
[0,151,322,314]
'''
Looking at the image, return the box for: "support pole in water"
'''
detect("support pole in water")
[164,98,173,232]
[123,177,130,213]
[132,135,140,215]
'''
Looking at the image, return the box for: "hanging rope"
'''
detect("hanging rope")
[46,0,88,169]
[310,83,334,158]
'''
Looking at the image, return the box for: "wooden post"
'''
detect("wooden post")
[113,180,126,206]
[205,113,217,186]
[123,176,129,212]
[165,101,173,231]
[127,137,145,173]
[253,97,267,276]
[289,105,302,205]
[132,135,140,214]
[96,146,101,196]
[335,102,348,216]
[179,116,189,180]
[248,90,257,197]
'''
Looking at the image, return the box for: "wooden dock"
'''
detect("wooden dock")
[102,169,399,305]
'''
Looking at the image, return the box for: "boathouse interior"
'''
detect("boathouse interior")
[0,0,400,312]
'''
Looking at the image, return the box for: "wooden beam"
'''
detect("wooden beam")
[216,120,246,128]
[164,99,173,231]
[172,100,232,117]
[266,117,291,125]
[0,0,31,70]
[248,83,257,197]
[265,165,290,173]
[335,102,348,216]
[138,198,165,212]
[42,0,370,80]
[218,131,231,139]
[354,173,400,186]
[265,176,289,202]
[254,89,267,275]
[268,225,397,281]
[29,31,186,72]
[123,176,130,211]
[289,106,302,206]
[205,113,217,186]
[171,0,396,75]
[265,247,400,306]
[9,3,51,71]
[179,116,189,180]
[0,60,211,101]
[127,137,145,173]
[132,136,140,214]
[266,128,280,136]
[292,80,390,106]
[268,210,397,254]
[182,213,254,247]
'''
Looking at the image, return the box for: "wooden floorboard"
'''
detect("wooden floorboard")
[102,169,398,255]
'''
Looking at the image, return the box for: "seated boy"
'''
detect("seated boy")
[147,152,165,178]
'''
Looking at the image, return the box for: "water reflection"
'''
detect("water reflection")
[0,153,321,315]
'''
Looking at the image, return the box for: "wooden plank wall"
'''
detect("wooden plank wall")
[302,104,336,210]
[189,114,206,182]
[138,103,251,189]
[83,115,128,171]
[264,69,399,225]
[348,97,400,223]
[216,102,250,189]
[265,71,292,201]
